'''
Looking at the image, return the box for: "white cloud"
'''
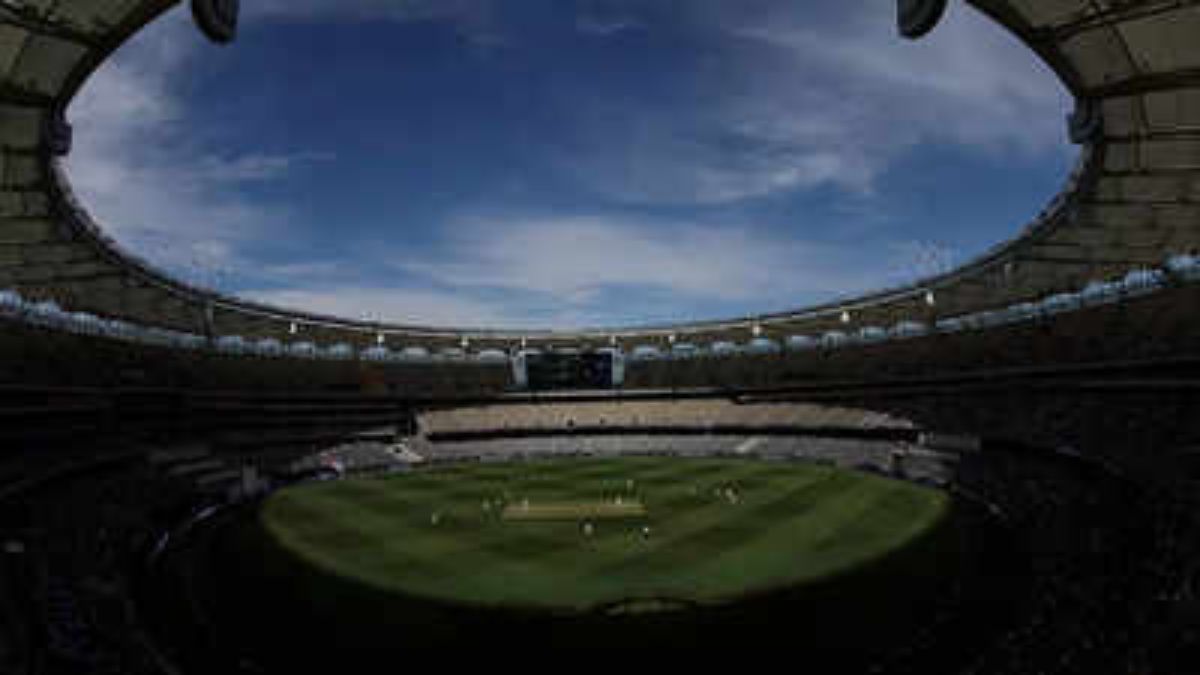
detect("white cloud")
[234,210,900,329]
[575,14,645,36]
[245,0,489,20]
[395,213,881,305]
[729,3,1069,153]
[244,0,507,47]
[187,152,335,184]
[62,1,1068,329]
[241,286,528,329]
[64,7,328,290]
[558,1,1072,205]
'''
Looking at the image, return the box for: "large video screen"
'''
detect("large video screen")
[525,352,614,390]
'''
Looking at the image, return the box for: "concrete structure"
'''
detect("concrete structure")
[2,0,1199,353]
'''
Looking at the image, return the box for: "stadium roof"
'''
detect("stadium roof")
[2,0,1199,349]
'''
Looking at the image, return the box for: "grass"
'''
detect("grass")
[258,457,950,612]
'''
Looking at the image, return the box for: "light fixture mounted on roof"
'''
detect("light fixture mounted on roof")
[840,311,852,324]
[288,322,298,335]
[897,0,948,40]
[924,291,936,307]
[192,0,240,45]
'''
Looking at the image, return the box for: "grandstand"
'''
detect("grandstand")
[417,400,913,435]
[1,0,1199,671]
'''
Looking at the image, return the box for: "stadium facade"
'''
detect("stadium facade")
[2,0,1199,356]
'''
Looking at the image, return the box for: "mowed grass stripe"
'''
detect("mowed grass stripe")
[260,457,951,609]
[526,465,848,602]
[265,479,517,569]
[263,493,453,584]
[635,458,773,491]
[290,480,465,529]
[592,470,847,582]
[271,468,626,604]
[264,492,378,550]
[682,478,946,597]
[525,464,830,586]
[293,458,837,604]
[530,459,633,480]
[468,467,653,587]
[632,458,750,484]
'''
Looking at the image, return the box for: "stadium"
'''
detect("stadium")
[1,0,1200,671]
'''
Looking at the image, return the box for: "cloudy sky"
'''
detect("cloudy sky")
[65,0,1073,329]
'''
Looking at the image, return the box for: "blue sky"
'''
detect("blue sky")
[66,0,1073,329]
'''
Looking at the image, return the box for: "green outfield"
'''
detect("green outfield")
[259,456,950,612]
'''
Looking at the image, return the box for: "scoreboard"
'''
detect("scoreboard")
[512,350,624,390]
